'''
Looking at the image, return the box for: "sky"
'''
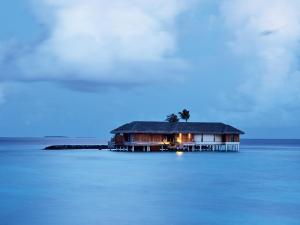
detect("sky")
[1,0,300,139]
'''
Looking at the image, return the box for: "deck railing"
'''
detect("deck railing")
[110,140,240,152]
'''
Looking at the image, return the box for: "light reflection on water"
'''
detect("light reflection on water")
[0,140,300,225]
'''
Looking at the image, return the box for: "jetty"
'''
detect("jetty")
[44,145,108,150]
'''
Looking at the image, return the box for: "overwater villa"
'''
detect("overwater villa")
[110,121,244,152]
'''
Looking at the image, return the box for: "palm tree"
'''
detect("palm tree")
[166,113,179,123]
[178,109,190,122]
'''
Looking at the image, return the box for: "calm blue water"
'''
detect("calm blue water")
[0,138,300,225]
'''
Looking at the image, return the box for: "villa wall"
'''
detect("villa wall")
[115,134,125,145]
[223,134,240,142]
[175,133,194,143]
[131,134,165,142]
[194,134,223,143]
[115,133,240,146]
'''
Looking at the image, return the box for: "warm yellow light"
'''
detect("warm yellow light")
[177,133,182,143]
[176,151,184,156]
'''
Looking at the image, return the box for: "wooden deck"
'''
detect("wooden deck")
[109,142,240,152]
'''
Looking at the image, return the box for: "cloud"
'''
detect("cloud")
[219,0,300,122]
[10,0,191,85]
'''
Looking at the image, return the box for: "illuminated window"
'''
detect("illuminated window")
[177,133,182,143]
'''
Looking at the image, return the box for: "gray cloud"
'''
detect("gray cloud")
[220,0,300,123]
[260,29,278,36]
[0,0,191,87]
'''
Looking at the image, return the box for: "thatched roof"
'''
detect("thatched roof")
[111,121,245,134]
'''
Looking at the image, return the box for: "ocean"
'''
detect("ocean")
[0,138,300,225]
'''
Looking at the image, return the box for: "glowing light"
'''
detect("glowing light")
[176,151,184,156]
[177,133,182,143]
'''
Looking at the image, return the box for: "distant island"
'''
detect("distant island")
[44,136,69,138]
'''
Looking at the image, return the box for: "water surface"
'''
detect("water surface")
[0,138,300,225]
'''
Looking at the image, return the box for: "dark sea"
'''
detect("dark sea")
[0,138,300,225]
